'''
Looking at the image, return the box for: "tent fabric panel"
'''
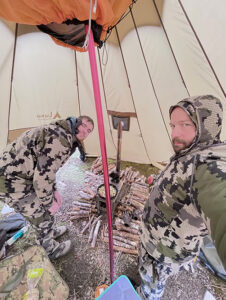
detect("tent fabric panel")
[158,0,226,139]
[98,43,136,113]
[181,0,226,96]
[136,26,189,128]
[99,29,152,163]
[0,20,16,152]
[75,50,117,158]
[77,45,150,164]
[109,117,151,164]
[117,8,193,163]
[9,28,79,130]
[119,27,173,163]
[107,0,163,46]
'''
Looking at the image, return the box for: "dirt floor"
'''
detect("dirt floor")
[51,152,226,300]
[1,152,225,300]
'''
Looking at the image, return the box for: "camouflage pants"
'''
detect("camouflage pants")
[0,193,60,255]
[137,243,193,300]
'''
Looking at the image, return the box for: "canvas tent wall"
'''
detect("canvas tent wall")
[0,0,225,168]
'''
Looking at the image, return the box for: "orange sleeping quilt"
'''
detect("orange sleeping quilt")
[0,0,132,51]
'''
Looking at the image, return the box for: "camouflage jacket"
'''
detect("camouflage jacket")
[140,95,226,268]
[0,118,82,209]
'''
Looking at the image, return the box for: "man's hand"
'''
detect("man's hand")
[48,190,62,215]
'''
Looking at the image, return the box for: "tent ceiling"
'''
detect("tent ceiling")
[0,0,225,168]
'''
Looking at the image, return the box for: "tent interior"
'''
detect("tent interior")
[0,0,226,169]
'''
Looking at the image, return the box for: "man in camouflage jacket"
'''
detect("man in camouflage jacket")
[0,116,94,259]
[138,95,226,299]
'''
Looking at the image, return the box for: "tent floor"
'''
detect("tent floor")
[52,155,225,300]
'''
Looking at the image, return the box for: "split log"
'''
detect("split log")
[91,157,102,171]
[126,199,144,211]
[91,157,100,167]
[124,167,131,178]
[108,164,116,174]
[68,211,89,217]
[72,206,97,213]
[112,230,139,241]
[88,215,102,243]
[103,237,135,249]
[91,220,102,248]
[130,171,140,182]
[70,213,90,221]
[94,164,103,174]
[80,215,95,234]
[129,195,147,203]
[103,238,138,255]
[73,201,92,207]
[132,181,149,187]
[117,204,134,213]
[72,206,90,211]
[84,186,96,198]
[131,219,141,225]
[115,217,140,231]
[115,223,139,235]
[126,169,133,182]
[112,245,138,255]
[130,186,149,193]
[130,190,149,200]
[120,170,125,178]
[131,181,149,189]
[104,233,138,247]
[130,190,149,198]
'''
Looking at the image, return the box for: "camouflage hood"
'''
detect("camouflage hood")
[169,95,223,154]
[51,117,86,159]
[50,117,77,137]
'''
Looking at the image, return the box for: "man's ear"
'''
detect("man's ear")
[74,118,82,134]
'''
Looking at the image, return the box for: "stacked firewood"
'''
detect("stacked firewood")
[103,180,150,255]
[91,157,147,184]
[67,158,150,255]
[67,200,97,220]
[91,157,116,175]
[81,215,102,248]
[102,224,139,255]
[120,167,147,184]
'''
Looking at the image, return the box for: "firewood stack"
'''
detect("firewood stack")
[90,158,147,184]
[91,157,116,175]
[67,157,150,255]
[107,180,149,255]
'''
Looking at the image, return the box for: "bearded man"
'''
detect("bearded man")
[138,95,226,299]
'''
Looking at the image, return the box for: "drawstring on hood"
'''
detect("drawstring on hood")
[169,95,223,154]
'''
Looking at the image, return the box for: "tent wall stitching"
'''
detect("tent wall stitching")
[97,49,117,151]
[115,25,152,162]
[153,0,190,96]
[178,0,226,97]
[129,7,172,144]
[74,51,81,115]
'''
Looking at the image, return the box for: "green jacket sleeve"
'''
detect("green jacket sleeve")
[193,159,226,269]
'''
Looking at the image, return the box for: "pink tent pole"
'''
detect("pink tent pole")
[86,27,114,283]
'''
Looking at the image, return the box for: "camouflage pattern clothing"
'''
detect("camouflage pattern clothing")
[0,245,69,299]
[0,118,83,254]
[139,95,226,299]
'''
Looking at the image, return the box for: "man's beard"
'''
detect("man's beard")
[172,138,192,153]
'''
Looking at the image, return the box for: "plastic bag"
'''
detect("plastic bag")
[0,213,26,238]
